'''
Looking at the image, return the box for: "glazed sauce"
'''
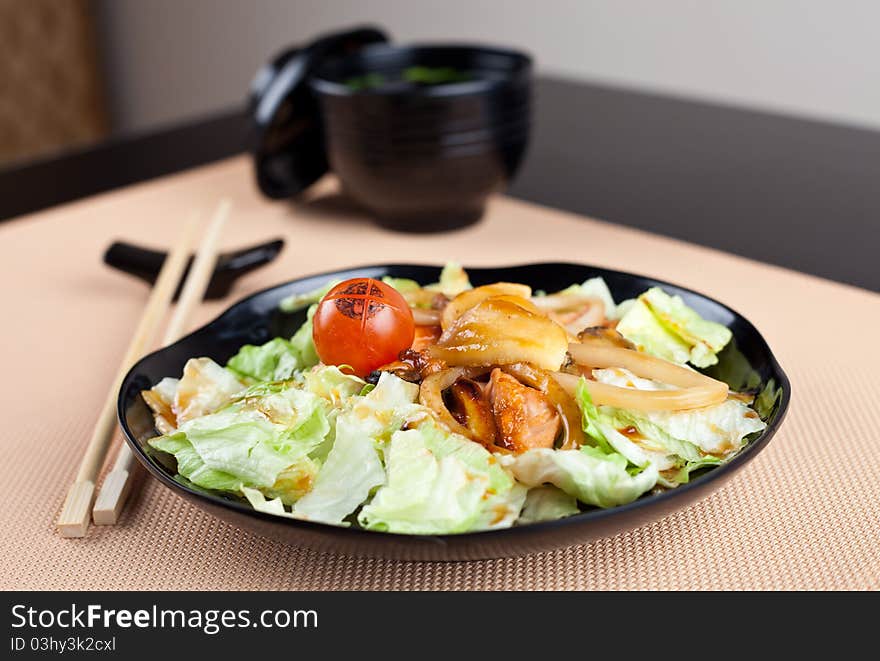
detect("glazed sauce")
[618,425,645,441]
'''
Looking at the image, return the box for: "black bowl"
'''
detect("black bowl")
[328,141,528,229]
[327,118,532,152]
[118,263,790,562]
[329,134,530,195]
[310,44,532,230]
[320,94,531,136]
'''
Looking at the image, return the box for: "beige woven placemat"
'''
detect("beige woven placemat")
[1,156,878,590]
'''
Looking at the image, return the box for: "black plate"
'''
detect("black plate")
[118,263,790,561]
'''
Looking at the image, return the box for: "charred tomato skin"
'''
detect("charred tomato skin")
[312,278,415,377]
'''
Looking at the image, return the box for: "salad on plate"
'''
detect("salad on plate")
[142,263,776,534]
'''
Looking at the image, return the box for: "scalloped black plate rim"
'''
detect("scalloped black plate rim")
[117,262,791,558]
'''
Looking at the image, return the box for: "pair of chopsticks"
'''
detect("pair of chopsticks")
[57,200,231,537]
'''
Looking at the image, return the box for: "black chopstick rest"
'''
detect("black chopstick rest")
[103,238,284,300]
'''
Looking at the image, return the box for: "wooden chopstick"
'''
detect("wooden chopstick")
[56,214,202,537]
[92,200,231,525]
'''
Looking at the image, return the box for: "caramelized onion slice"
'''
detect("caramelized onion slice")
[441,283,532,330]
[419,367,491,440]
[558,342,728,411]
[577,327,636,350]
[411,308,442,326]
[430,297,569,371]
[501,363,585,450]
[531,293,603,313]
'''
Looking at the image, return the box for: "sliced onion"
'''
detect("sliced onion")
[430,297,569,371]
[531,294,604,312]
[501,363,585,450]
[441,283,532,330]
[419,367,491,440]
[559,304,605,335]
[411,308,442,326]
[559,342,728,411]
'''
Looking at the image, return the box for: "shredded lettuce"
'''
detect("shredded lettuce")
[226,337,302,383]
[588,367,765,486]
[150,433,243,492]
[555,276,620,319]
[302,364,365,405]
[278,280,339,313]
[574,377,678,471]
[381,276,422,294]
[755,378,783,421]
[173,357,245,424]
[616,287,732,367]
[292,415,385,526]
[292,372,422,526]
[424,261,472,297]
[643,401,764,456]
[358,422,526,534]
[503,446,658,508]
[641,288,731,366]
[149,384,330,504]
[519,486,580,524]
[289,303,320,369]
[703,339,762,393]
[617,299,693,365]
[574,377,613,453]
[241,486,304,520]
[226,301,320,383]
[344,371,423,444]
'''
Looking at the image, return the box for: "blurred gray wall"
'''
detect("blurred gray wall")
[95,0,880,133]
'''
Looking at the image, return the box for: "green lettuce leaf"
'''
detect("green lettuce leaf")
[291,415,386,526]
[345,371,422,444]
[358,423,526,534]
[659,456,724,487]
[173,357,245,424]
[616,288,732,367]
[616,299,693,365]
[574,378,613,452]
[150,432,242,492]
[241,486,303,520]
[302,364,365,405]
[181,410,318,489]
[424,261,472,297]
[518,486,580,524]
[644,399,765,455]
[278,280,339,313]
[555,276,619,319]
[579,277,619,319]
[641,287,731,367]
[597,423,677,471]
[289,303,320,369]
[574,377,678,471]
[381,276,422,294]
[593,366,766,456]
[404,421,514,494]
[290,372,420,525]
[702,339,762,393]
[226,337,302,383]
[149,384,331,504]
[502,446,658,508]
[755,378,783,421]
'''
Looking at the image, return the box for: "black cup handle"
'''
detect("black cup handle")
[103,238,285,300]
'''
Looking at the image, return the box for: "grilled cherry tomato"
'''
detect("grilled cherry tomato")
[312,278,415,377]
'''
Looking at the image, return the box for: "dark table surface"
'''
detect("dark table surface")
[2,76,877,292]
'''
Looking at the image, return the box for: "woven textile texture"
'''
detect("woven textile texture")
[1,157,877,590]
